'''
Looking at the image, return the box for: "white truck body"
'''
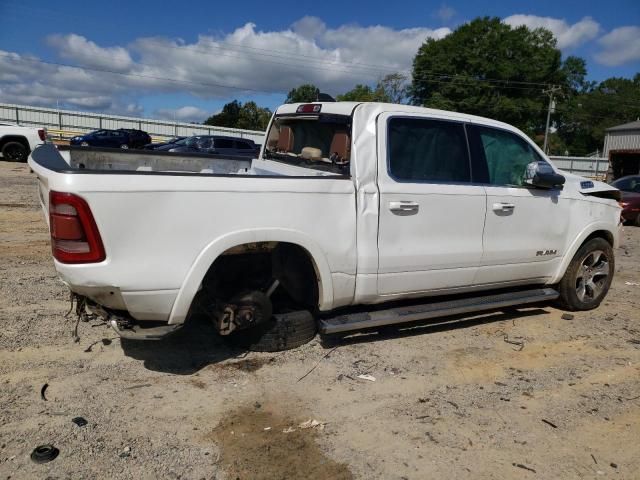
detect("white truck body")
[1,122,47,161]
[29,102,622,333]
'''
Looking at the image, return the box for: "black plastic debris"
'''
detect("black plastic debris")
[72,416,88,427]
[40,384,49,401]
[30,444,59,464]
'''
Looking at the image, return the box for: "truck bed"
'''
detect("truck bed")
[40,144,254,175]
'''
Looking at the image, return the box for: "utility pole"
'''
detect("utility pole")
[543,85,561,154]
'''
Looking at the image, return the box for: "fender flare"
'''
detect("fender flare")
[550,222,617,284]
[167,228,334,324]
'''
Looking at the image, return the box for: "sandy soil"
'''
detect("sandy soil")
[1,160,639,479]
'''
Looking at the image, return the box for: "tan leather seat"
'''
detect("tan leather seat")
[277,126,294,152]
[330,131,350,162]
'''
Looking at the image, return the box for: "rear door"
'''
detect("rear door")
[234,140,256,157]
[214,138,235,155]
[467,124,569,284]
[376,114,486,297]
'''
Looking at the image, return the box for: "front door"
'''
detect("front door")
[376,114,486,298]
[466,124,569,285]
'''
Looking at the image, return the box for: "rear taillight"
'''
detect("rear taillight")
[49,191,105,263]
[38,128,46,141]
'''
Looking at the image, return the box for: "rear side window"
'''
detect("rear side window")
[387,118,470,183]
[470,126,544,187]
[235,141,254,150]
[215,139,234,149]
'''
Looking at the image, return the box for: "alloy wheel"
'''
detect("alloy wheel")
[575,250,609,302]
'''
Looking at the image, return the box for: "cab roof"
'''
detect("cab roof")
[275,101,515,131]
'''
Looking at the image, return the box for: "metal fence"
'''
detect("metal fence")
[549,156,609,180]
[1,102,614,179]
[0,102,265,144]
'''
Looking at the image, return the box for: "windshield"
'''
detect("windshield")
[612,176,640,192]
[263,114,352,175]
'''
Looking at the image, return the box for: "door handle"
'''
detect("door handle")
[389,201,419,214]
[492,202,515,212]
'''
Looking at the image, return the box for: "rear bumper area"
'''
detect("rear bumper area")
[87,302,183,340]
[62,282,178,322]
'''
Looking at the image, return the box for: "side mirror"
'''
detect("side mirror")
[524,161,565,190]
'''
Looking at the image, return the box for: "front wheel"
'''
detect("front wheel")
[557,238,614,311]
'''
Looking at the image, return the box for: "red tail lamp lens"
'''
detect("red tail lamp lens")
[49,191,105,263]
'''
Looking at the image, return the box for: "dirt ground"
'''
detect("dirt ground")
[1,159,639,480]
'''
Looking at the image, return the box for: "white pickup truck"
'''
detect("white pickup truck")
[29,102,623,351]
[1,122,48,162]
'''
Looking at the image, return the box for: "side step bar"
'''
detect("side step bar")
[319,288,559,335]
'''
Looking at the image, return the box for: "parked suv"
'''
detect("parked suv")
[143,136,187,151]
[612,175,640,226]
[70,129,151,149]
[169,135,258,158]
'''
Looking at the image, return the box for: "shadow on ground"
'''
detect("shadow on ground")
[120,315,247,375]
[120,307,551,374]
[320,307,551,347]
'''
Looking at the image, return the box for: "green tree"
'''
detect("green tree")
[204,100,241,128]
[337,84,388,102]
[237,101,272,130]
[555,74,640,155]
[411,17,564,136]
[560,56,593,94]
[285,84,319,103]
[204,100,272,130]
[378,73,410,104]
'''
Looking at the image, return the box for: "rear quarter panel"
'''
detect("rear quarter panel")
[34,168,357,321]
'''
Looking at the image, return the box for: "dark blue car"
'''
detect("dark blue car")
[70,129,151,149]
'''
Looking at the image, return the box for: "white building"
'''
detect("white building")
[603,120,640,180]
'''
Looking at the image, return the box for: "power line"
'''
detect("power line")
[0,51,552,97]
[0,52,281,95]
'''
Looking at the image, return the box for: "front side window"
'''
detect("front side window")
[473,126,545,187]
[195,137,213,149]
[387,117,470,183]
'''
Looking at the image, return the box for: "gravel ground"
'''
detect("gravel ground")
[1,160,639,479]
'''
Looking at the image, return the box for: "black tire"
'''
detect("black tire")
[635,213,640,227]
[557,237,614,311]
[229,310,317,352]
[2,141,28,162]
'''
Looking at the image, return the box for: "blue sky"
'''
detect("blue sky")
[1,0,638,122]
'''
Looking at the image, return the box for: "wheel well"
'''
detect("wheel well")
[583,230,614,247]
[197,242,320,312]
[0,136,30,153]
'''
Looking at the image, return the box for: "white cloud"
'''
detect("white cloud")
[433,4,456,23]
[503,15,600,49]
[155,106,208,122]
[595,26,640,66]
[1,18,452,117]
[47,33,133,72]
[291,16,327,39]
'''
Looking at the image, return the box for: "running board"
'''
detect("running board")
[319,288,559,335]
